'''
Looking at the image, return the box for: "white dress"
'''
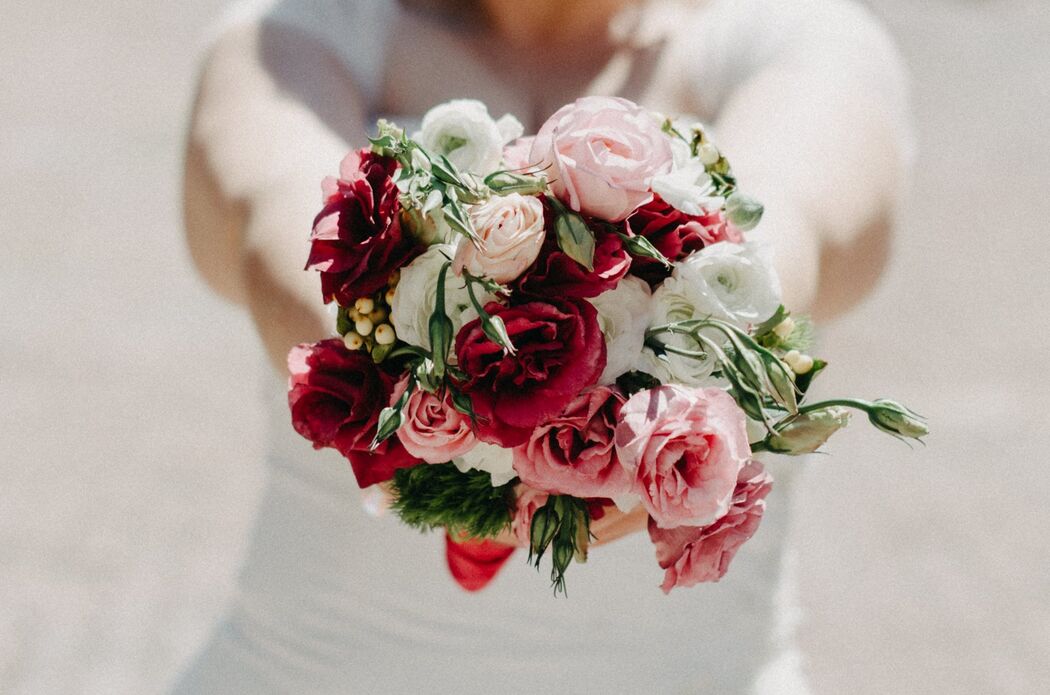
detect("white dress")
[174,0,908,691]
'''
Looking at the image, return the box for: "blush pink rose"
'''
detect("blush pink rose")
[396,385,478,464]
[512,386,632,499]
[615,385,751,528]
[454,193,546,283]
[648,460,773,592]
[510,484,550,547]
[529,96,673,221]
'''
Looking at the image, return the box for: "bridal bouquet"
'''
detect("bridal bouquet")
[288,97,926,594]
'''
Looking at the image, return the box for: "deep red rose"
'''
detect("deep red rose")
[306,149,422,304]
[288,339,418,487]
[625,196,740,286]
[454,298,606,447]
[515,207,630,299]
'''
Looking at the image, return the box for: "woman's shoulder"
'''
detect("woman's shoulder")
[201,0,401,107]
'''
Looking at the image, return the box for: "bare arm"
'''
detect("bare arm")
[710,1,912,318]
[184,22,367,369]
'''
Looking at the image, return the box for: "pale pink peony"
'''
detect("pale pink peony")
[529,96,673,222]
[512,386,632,499]
[396,386,477,464]
[502,136,537,170]
[454,193,546,283]
[615,385,751,528]
[648,460,773,592]
[510,484,550,548]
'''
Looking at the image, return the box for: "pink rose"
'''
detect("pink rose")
[512,386,632,499]
[454,193,546,283]
[529,96,673,221]
[648,460,773,592]
[396,385,478,464]
[502,136,536,170]
[615,385,751,528]
[510,484,550,547]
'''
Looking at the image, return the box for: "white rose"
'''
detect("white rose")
[588,276,653,385]
[651,160,724,216]
[454,441,517,487]
[454,193,546,283]
[390,245,494,351]
[637,275,720,386]
[675,241,782,327]
[416,99,524,177]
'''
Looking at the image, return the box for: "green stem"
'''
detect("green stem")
[796,398,874,415]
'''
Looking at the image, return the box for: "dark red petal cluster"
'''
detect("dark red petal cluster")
[515,206,630,299]
[287,339,418,487]
[454,298,606,447]
[306,149,422,304]
[625,196,740,286]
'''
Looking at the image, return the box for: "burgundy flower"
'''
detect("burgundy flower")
[287,339,418,487]
[515,206,631,299]
[454,298,606,447]
[647,460,773,593]
[625,196,740,286]
[306,149,422,304]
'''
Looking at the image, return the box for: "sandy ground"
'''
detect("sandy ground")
[1,0,1048,693]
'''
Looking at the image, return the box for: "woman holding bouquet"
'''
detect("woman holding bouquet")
[176,0,911,692]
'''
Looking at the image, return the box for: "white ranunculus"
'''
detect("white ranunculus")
[454,441,517,487]
[416,99,523,177]
[637,275,721,386]
[389,244,494,351]
[675,241,782,327]
[588,276,653,385]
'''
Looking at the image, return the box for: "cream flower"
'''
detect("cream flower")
[416,99,523,177]
[588,276,653,385]
[674,241,782,327]
[454,193,546,283]
[638,274,721,387]
[389,244,494,351]
[454,441,517,487]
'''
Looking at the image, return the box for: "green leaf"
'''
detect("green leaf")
[370,378,415,449]
[554,211,595,271]
[389,463,516,540]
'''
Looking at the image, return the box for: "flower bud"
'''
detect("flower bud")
[868,400,928,441]
[342,331,365,351]
[784,350,814,375]
[725,192,764,231]
[369,307,389,323]
[385,287,397,305]
[765,408,851,455]
[355,317,374,336]
[354,297,375,315]
[374,323,396,345]
[773,316,796,340]
[699,143,720,166]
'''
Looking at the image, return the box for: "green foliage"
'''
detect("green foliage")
[528,495,591,597]
[389,463,515,540]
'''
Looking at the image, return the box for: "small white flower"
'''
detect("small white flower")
[390,245,494,351]
[454,441,517,487]
[416,99,523,177]
[675,241,782,327]
[588,276,653,385]
[651,160,724,216]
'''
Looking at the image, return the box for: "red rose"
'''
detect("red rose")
[287,339,418,487]
[625,196,740,286]
[454,298,606,447]
[306,149,422,304]
[647,460,772,592]
[515,206,630,299]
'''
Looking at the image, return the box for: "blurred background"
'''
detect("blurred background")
[2,0,1048,692]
